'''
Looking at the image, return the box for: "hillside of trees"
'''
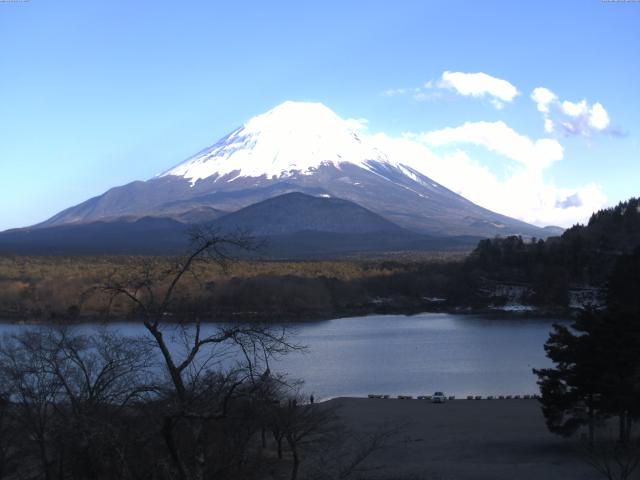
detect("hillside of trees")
[534,247,640,479]
[0,253,465,322]
[456,198,640,310]
[1,199,639,321]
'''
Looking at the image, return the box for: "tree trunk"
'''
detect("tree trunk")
[38,440,53,480]
[273,431,284,459]
[162,416,189,480]
[622,410,631,444]
[57,449,66,480]
[287,436,299,480]
[193,421,206,480]
[145,323,186,400]
[588,403,595,447]
[619,411,628,445]
[290,449,299,480]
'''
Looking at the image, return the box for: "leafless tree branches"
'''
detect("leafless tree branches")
[0,227,394,480]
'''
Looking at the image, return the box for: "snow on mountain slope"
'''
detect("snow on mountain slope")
[33,100,548,238]
[160,101,393,185]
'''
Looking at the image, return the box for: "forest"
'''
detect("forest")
[0,252,465,322]
[460,197,640,309]
[0,198,639,322]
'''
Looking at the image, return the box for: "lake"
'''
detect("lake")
[0,313,566,400]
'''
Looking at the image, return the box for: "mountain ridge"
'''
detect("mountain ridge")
[209,191,406,236]
[30,101,549,239]
[0,193,482,256]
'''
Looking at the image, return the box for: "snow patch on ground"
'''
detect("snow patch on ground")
[489,284,536,312]
[568,287,605,310]
[492,304,537,312]
[422,297,446,303]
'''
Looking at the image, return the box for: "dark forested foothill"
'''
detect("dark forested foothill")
[455,198,640,312]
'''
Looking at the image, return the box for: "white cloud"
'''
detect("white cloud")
[420,121,563,170]
[376,79,615,226]
[588,103,610,130]
[382,71,518,109]
[345,117,369,131]
[439,71,519,105]
[381,88,407,97]
[414,91,443,101]
[531,87,557,113]
[366,123,606,228]
[558,100,611,136]
[561,99,588,117]
[530,87,612,137]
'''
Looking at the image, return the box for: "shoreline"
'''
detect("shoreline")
[0,303,572,325]
[318,395,543,404]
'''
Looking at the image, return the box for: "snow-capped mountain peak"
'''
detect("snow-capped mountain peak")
[34,100,546,238]
[161,101,390,185]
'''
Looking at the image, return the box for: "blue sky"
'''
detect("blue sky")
[1,0,638,230]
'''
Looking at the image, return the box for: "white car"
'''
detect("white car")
[431,391,447,403]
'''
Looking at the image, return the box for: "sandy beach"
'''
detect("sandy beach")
[327,397,601,480]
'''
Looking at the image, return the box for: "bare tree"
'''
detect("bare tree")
[1,228,385,480]
[0,330,64,480]
[0,327,157,480]
[47,327,155,478]
[0,385,19,479]
[99,227,301,480]
[266,393,396,480]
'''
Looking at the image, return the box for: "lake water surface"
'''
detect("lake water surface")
[0,313,566,400]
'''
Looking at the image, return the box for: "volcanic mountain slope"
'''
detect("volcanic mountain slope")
[0,217,189,255]
[0,193,480,256]
[206,192,480,256]
[210,192,404,235]
[36,101,547,238]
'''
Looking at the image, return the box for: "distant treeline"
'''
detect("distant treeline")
[2,198,639,321]
[0,253,466,322]
[458,197,640,309]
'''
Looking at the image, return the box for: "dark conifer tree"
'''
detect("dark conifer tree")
[535,248,640,444]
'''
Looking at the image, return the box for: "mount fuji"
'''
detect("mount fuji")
[34,101,546,240]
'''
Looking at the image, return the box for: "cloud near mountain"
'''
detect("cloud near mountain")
[379,70,612,227]
[32,101,548,241]
[437,71,519,109]
[385,71,519,109]
[530,86,612,137]
[368,127,606,228]
[160,97,606,228]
